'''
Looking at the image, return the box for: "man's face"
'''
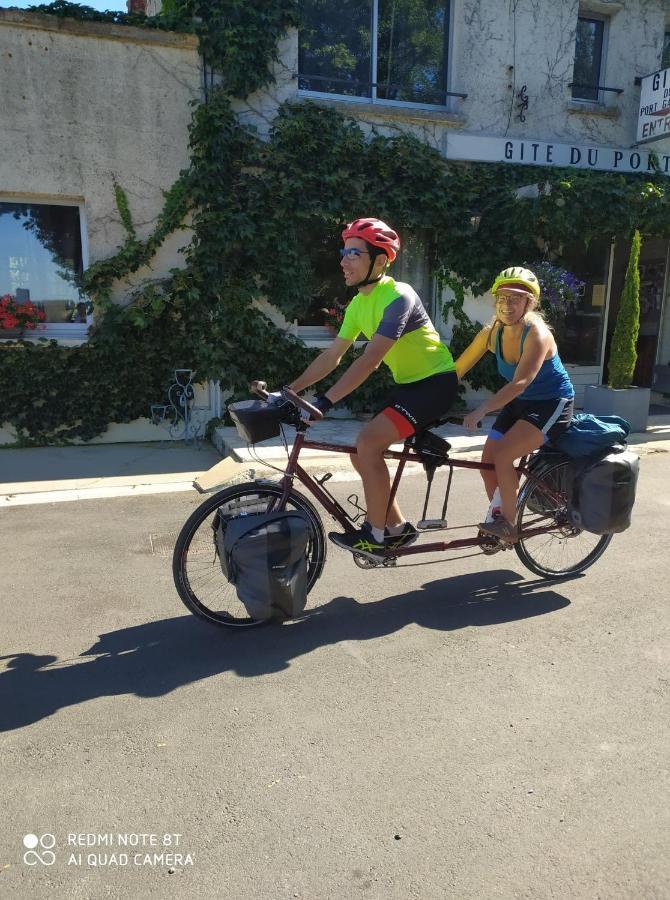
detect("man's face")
[340,238,382,287]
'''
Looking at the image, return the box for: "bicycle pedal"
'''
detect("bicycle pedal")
[353,552,381,569]
[477,530,503,555]
[417,519,449,531]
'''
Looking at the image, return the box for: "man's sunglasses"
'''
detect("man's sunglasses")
[340,248,370,259]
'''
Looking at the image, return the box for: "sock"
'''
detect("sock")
[368,525,385,543]
[386,521,407,536]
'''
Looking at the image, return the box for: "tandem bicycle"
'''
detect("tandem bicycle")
[172,384,612,627]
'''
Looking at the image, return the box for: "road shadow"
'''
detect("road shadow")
[0,568,571,732]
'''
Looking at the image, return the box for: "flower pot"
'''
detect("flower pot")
[582,384,650,433]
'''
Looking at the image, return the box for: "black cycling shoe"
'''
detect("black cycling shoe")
[385,522,419,549]
[328,522,386,560]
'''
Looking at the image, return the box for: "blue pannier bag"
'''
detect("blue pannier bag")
[551,413,630,458]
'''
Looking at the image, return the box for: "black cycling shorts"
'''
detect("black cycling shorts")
[377,370,459,437]
[490,396,574,444]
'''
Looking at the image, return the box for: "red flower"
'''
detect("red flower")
[0,294,47,331]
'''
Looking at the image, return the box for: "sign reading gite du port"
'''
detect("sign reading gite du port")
[637,67,670,144]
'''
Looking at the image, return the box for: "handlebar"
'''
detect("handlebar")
[250,380,269,400]
[248,381,323,421]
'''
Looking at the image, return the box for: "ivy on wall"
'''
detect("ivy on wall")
[4,1,670,444]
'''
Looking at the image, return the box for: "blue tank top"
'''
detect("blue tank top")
[495,324,574,401]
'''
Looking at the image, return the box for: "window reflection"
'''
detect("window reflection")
[298,0,450,106]
[572,17,604,101]
[0,202,84,326]
[552,240,609,366]
[377,0,449,105]
[298,0,372,97]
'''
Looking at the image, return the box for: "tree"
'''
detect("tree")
[608,230,641,389]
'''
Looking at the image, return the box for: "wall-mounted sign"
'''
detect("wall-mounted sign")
[637,68,670,144]
[444,133,670,175]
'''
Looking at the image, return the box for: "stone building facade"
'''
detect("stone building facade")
[2,2,670,441]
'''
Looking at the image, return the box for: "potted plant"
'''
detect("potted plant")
[583,229,650,432]
[0,294,46,337]
[319,304,345,336]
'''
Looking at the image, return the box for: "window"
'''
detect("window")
[299,0,451,107]
[553,239,610,367]
[0,201,88,339]
[572,16,605,101]
[663,31,670,69]
[295,227,434,342]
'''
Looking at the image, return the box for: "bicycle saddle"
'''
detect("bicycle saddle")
[407,426,451,465]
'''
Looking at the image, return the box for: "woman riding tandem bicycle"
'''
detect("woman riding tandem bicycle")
[455,266,575,545]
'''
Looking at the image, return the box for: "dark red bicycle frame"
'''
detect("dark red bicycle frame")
[270,428,551,558]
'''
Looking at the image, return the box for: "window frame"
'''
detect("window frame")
[663,30,670,70]
[571,13,608,104]
[298,0,454,112]
[0,195,90,344]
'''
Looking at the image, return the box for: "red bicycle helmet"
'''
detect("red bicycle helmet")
[341,218,400,262]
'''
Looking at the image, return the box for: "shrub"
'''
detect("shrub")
[608,230,641,389]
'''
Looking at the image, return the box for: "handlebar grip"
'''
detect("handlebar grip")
[250,380,269,400]
[281,386,323,420]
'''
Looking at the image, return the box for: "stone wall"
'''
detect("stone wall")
[0,10,201,303]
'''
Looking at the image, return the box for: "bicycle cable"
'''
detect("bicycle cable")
[244,424,291,476]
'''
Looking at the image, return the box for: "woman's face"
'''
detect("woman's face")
[495,289,532,325]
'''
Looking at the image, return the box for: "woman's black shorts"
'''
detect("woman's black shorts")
[490,396,574,444]
[376,370,459,437]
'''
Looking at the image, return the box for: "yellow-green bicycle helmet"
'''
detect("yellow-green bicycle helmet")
[491,266,541,300]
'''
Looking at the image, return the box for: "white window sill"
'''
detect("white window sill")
[294,327,367,350]
[0,323,89,346]
[298,91,465,127]
[565,99,620,119]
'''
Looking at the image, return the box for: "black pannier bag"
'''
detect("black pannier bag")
[215,511,310,620]
[569,448,640,535]
[228,400,285,444]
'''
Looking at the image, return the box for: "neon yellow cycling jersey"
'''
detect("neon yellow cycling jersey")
[337,276,455,384]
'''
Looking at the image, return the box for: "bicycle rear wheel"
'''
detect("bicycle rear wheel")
[173,481,326,627]
[515,459,612,578]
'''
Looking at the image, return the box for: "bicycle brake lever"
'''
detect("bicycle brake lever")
[281,386,323,420]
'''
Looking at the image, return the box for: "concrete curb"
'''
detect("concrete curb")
[1,420,668,507]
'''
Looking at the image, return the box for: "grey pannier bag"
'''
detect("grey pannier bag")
[569,447,640,535]
[215,511,310,620]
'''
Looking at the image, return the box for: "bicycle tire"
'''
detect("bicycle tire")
[172,481,327,627]
[515,459,612,578]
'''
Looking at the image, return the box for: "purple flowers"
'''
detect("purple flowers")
[530,262,585,320]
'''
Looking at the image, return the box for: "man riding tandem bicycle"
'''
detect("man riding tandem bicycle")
[172,220,638,627]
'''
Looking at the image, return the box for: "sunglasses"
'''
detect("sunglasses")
[496,293,528,305]
[340,248,370,259]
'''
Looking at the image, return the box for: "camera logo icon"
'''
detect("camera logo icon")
[23,834,56,866]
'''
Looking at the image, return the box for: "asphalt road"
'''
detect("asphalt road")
[2,454,669,899]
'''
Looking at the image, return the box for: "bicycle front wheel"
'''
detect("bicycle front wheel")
[515,460,612,578]
[173,481,327,627]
